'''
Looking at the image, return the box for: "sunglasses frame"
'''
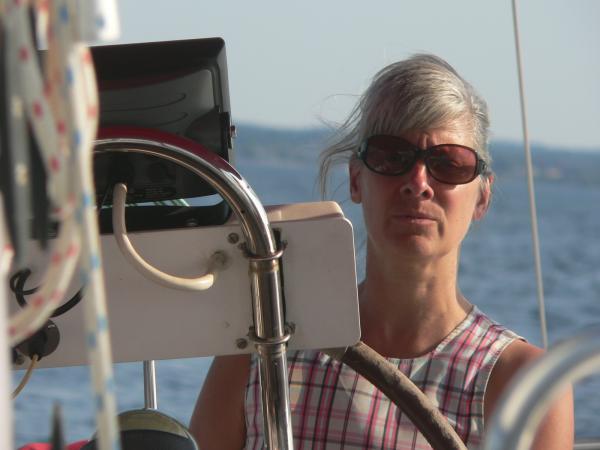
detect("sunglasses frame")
[357,134,488,185]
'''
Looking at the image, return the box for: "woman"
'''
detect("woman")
[190,54,573,449]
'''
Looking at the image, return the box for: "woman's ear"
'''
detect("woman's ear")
[473,175,494,221]
[349,160,362,204]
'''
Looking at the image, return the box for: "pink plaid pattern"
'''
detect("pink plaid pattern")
[244,306,520,449]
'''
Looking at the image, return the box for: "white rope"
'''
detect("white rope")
[511,0,549,349]
[2,2,123,449]
[52,1,122,447]
[5,0,82,346]
[0,197,15,450]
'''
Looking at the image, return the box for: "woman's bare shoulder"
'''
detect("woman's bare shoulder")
[494,339,542,379]
[484,339,539,417]
[485,340,574,450]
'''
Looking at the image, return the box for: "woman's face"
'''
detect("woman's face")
[349,127,492,262]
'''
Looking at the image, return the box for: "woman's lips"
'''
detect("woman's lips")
[391,213,437,224]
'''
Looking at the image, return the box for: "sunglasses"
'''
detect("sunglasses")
[358,134,487,185]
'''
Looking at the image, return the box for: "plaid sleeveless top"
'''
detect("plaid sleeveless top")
[244,306,520,449]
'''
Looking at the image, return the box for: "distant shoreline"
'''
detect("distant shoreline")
[232,123,600,186]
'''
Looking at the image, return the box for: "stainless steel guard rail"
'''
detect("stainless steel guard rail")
[95,128,294,450]
[483,326,600,450]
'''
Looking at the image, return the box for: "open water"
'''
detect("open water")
[11,152,600,446]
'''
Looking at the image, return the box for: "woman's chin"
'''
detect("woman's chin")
[384,234,440,259]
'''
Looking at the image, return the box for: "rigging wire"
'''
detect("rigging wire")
[511,0,549,349]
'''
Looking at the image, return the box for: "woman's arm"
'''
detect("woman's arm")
[189,354,251,450]
[484,340,574,450]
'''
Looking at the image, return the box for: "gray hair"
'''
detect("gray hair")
[318,54,491,197]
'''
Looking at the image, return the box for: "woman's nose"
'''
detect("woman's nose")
[400,160,434,199]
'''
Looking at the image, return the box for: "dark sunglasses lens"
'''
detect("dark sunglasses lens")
[364,136,414,175]
[427,145,478,183]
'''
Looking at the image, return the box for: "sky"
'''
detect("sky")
[112,0,600,150]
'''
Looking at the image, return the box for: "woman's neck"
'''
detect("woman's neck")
[358,247,471,358]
